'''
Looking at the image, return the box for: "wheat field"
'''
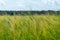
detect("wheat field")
[0,15,59,40]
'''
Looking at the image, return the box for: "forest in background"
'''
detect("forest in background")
[0,10,60,15]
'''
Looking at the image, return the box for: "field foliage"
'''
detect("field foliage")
[0,15,59,40]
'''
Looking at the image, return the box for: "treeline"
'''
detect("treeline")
[0,10,60,15]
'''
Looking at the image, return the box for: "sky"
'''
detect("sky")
[0,0,60,11]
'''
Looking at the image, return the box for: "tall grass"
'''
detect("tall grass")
[0,15,59,40]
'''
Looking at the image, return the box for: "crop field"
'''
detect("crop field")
[0,15,60,40]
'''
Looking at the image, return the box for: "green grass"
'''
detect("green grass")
[0,15,59,40]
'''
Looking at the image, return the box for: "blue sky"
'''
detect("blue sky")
[0,0,60,10]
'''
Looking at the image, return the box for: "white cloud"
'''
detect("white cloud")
[0,0,6,5]
[16,1,25,7]
[41,0,56,5]
[55,0,60,5]
[0,0,60,10]
[17,4,25,7]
